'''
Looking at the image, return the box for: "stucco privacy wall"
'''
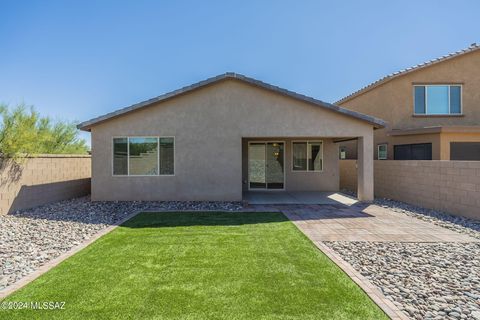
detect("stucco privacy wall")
[90,79,374,201]
[0,155,91,215]
[339,160,480,220]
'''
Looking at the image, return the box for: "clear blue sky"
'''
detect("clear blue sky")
[1,0,479,145]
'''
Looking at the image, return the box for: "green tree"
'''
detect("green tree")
[0,103,89,157]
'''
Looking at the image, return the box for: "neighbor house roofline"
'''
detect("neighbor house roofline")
[77,72,385,131]
[335,43,480,105]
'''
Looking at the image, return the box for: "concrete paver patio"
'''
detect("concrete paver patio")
[245,193,477,242]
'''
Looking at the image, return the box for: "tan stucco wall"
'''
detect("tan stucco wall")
[0,155,91,215]
[90,79,374,201]
[339,159,480,220]
[241,138,339,192]
[338,49,480,159]
[339,159,357,191]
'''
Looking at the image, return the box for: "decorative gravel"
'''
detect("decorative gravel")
[326,241,480,320]
[0,197,242,291]
[341,189,480,240]
[330,193,480,320]
[374,198,480,241]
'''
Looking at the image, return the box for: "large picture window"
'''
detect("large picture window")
[292,141,323,172]
[414,85,461,115]
[113,137,174,176]
[113,138,128,175]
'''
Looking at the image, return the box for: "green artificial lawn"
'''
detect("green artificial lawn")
[1,212,387,320]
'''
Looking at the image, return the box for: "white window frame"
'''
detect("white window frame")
[291,140,324,172]
[339,146,347,160]
[377,144,388,160]
[413,84,463,115]
[112,136,175,177]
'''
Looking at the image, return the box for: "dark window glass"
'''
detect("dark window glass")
[113,138,128,175]
[159,138,174,175]
[394,143,432,160]
[292,142,307,171]
[450,86,461,114]
[450,142,480,160]
[308,142,323,171]
[378,144,387,160]
[414,86,426,114]
[129,137,158,175]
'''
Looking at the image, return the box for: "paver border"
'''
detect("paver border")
[0,210,142,300]
[315,242,409,320]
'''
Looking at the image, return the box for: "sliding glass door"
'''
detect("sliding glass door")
[266,142,284,189]
[248,142,284,190]
[248,143,267,189]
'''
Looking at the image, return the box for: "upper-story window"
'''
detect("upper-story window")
[414,85,461,115]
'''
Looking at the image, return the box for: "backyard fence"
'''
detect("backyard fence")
[0,155,91,215]
[340,160,480,220]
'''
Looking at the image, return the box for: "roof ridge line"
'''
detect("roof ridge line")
[78,72,385,131]
[335,43,480,105]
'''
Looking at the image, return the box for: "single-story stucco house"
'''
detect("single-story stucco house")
[78,73,385,202]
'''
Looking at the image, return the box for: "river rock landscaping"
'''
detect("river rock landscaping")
[341,189,480,240]
[0,196,242,291]
[374,198,480,241]
[327,241,480,320]
[326,197,480,320]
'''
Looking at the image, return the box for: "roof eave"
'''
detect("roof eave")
[77,72,386,131]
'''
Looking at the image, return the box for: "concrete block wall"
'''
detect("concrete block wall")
[339,160,480,220]
[0,155,91,214]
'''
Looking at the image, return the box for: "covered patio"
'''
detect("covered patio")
[242,136,376,203]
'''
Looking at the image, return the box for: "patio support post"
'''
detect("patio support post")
[357,135,374,201]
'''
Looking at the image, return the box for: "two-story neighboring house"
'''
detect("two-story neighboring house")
[337,43,480,161]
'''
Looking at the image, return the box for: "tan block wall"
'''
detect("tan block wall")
[0,155,91,215]
[339,160,480,220]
